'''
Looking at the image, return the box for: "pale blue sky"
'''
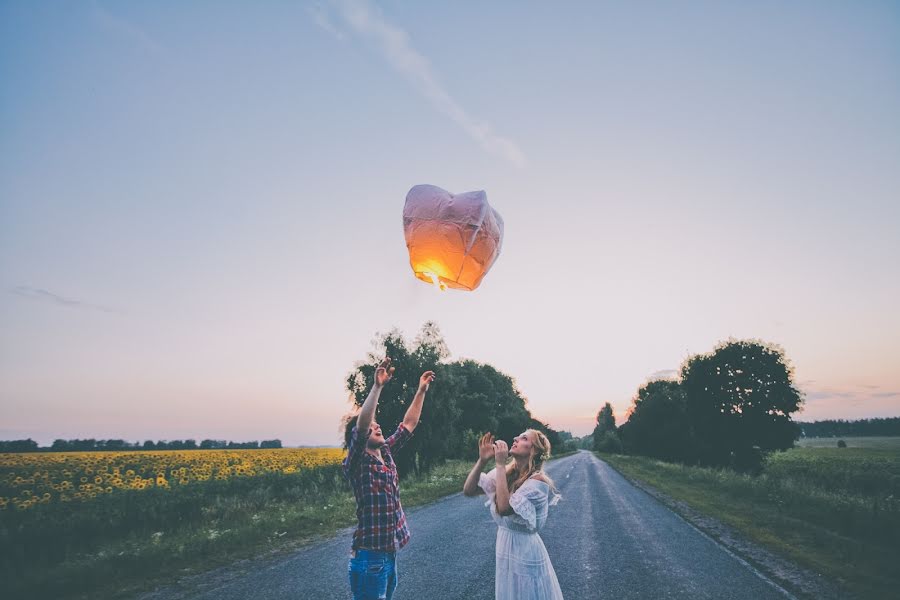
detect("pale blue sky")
[2,1,899,446]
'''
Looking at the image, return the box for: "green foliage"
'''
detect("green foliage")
[591,403,621,453]
[797,436,900,449]
[0,460,479,600]
[681,339,802,470]
[765,447,900,499]
[619,380,695,462]
[560,439,580,454]
[617,339,804,471]
[0,466,346,568]
[594,431,622,453]
[344,322,560,478]
[0,439,39,453]
[800,417,900,438]
[458,429,482,461]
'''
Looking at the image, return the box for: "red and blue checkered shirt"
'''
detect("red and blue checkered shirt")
[342,423,413,552]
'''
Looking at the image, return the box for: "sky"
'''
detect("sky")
[1,1,899,447]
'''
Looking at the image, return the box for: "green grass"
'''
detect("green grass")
[602,445,900,600]
[797,436,900,449]
[1,460,478,600]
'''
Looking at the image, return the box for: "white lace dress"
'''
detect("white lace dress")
[478,469,564,600]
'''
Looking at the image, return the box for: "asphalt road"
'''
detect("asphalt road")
[139,451,792,600]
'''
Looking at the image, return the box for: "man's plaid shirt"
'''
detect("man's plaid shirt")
[342,423,413,552]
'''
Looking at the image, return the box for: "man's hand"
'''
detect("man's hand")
[479,432,495,462]
[493,439,509,464]
[418,371,436,392]
[374,358,395,388]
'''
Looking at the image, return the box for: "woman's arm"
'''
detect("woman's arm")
[463,433,495,496]
[493,440,514,516]
[463,458,487,496]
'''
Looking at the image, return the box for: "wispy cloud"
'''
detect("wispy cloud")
[309,3,346,41]
[319,0,526,168]
[10,286,120,314]
[91,1,166,56]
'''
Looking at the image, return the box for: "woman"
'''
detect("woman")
[463,430,564,600]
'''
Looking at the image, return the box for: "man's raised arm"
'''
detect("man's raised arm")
[402,371,435,432]
[357,358,394,434]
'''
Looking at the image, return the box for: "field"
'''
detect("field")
[796,436,900,449]
[0,448,474,600]
[0,448,345,510]
[602,439,900,599]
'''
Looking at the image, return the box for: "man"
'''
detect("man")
[342,357,435,600]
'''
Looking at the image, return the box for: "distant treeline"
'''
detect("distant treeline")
[0,438,283,453]
[799,417,900,438]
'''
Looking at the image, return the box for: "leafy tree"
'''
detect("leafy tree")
[447,360,532,445]
[0,439,39,452]
[681,339,802,471]
[345,323,458,477]
[619,380,695,462]
[592,403,618,451]
[594,431,623,453]
[344,322,560,477]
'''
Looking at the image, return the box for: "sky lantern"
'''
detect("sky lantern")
[403,184,504,291]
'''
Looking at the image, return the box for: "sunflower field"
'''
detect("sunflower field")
[0,448,349,599]
[0,448,345,511]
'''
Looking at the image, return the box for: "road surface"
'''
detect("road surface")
[140,451,792,599]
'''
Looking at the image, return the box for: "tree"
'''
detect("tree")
[592,403,617,452]
[619,380,694,462]
[799,417,900,438]
[597,403,616,433]
[343,322,556,476]
[345,322,458,477]
[447,360,532,447]
[681,339,802,471]
[0,439,39,453]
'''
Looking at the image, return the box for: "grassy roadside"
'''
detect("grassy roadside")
[601,452,899,600]
[4,460,478,600]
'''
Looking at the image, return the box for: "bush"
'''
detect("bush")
[595,431,623,453]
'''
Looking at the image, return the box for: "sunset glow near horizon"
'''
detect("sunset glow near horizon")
[1,1,899,447]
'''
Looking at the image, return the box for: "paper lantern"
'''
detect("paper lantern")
[403,184,504,291]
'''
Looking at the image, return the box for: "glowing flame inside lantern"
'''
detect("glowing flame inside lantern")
[425,271,448,292]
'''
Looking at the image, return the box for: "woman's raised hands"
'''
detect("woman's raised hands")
[493,439,509,464]
[479,432,496,462]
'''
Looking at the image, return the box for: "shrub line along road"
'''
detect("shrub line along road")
[139,451,796,600]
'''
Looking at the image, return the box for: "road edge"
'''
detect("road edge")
[595,453,848,600]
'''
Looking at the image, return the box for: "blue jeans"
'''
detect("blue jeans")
[348,549,398,600]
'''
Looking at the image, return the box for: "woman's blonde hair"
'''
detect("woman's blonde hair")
[505,429,555,493]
